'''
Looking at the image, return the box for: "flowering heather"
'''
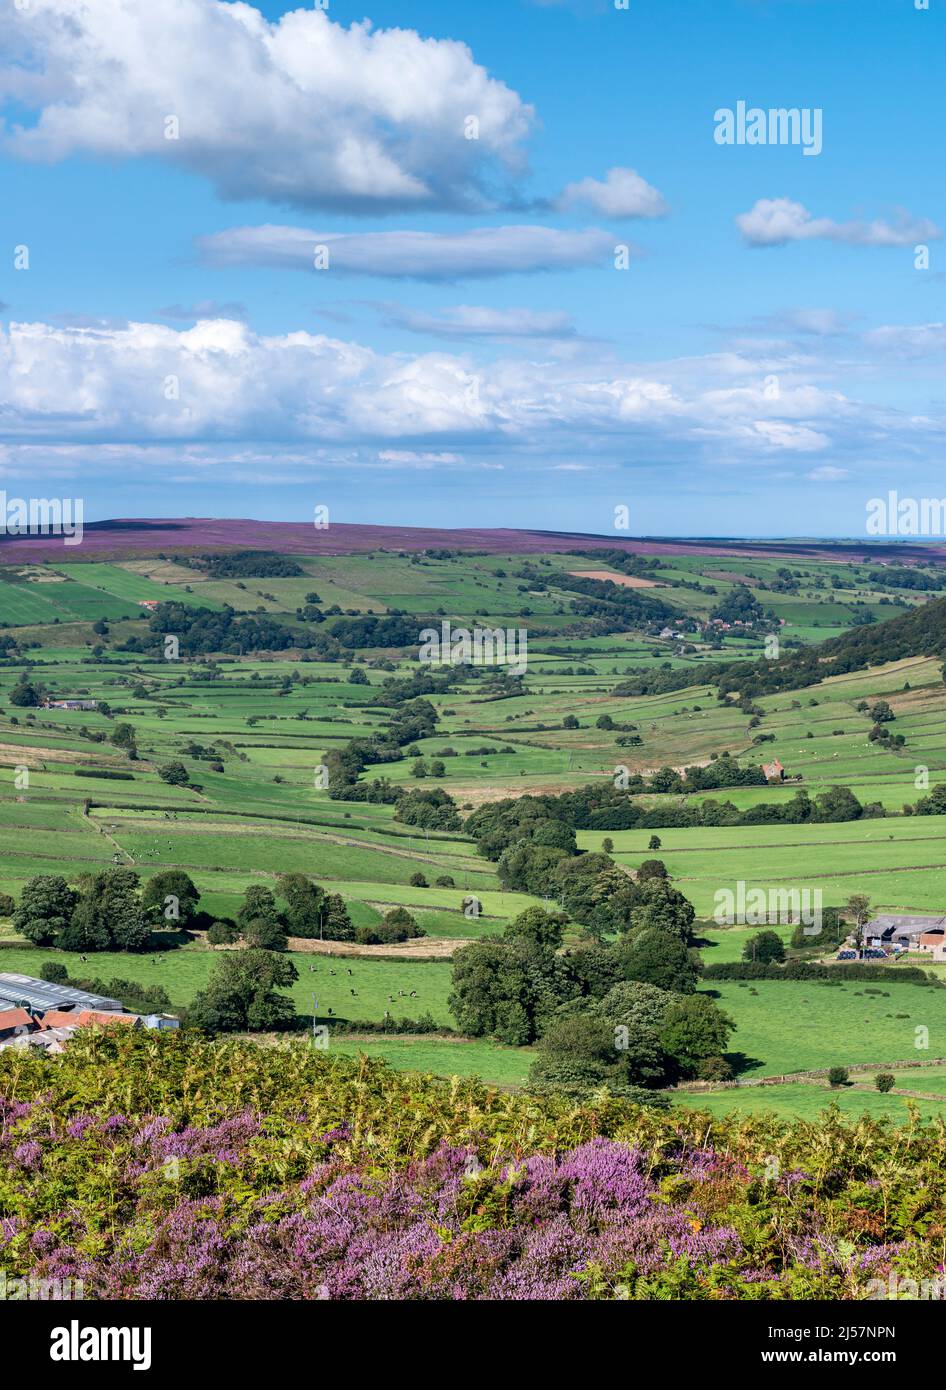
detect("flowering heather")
[0,517,880,564]
[1,1031,945,1301]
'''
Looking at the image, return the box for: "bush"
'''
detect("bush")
[40,961,69,984]
[241,917,289,952]
[696,1055,733,1082]
[355,907,424,946]
[741,930,785,965]
[702,961,937,987]
[828,1066,850,1088]
[207,920,239,946]
[157,762,190,786]
[74,768,135,780]
[875,1072,896,1093]
[409,872,428,888]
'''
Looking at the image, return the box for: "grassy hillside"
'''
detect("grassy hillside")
[1,541,946,1112]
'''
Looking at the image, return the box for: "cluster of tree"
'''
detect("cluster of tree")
[198,551,304,578]
[325,697,441,801]
[866,566,946,591]
[10,677,44,707]
[466,796,579,862]
[566,548,665,580]
[121,603,338,659]
[188,949,299,1033]
[912,783,946,816]
[610,594,946,704]
[709,584,768,626]
[466,781,871,851]
[158,761,192,787]
[14,870,152,952]
[449,903,732,1098]
[542,570,679,634]
[393,787,462,831]
[10,867,359,956]
[329,614,436,649]
[214,878,354,950]
[355,907,424,945]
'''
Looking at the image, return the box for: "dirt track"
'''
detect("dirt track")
[190,929,468,959]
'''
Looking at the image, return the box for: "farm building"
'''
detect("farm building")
[0,972,123,1014]
[0,973,178,1050]
[44,698,97,711]
[761,760,785,782]
[138,599,160,610]
[864,915,946,952]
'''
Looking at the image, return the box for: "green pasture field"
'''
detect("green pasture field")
[674,1083,946,1122]
[578,815,946,915]
[0,943,455,1025]
[2,544,946,1090]
[705,979,946,1076]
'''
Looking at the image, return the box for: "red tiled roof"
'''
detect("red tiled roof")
[37,1009,136,1030]
[0,1007,34,1033]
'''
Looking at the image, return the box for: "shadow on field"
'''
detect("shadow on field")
[725,1052,765,1077]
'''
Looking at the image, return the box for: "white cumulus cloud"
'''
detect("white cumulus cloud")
[0,317,924,477]
[0,0,534,212]
[557,167,668,218]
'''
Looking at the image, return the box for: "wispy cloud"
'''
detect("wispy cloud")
[198,225,618,281]
[736,198,940,248]
[158,300,248,322]
[381,304,580,340]
[377,450,465,465]
[765,308,856,337]
[864,323,946,357]
[806,465,850,481]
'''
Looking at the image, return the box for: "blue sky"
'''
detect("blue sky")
[0,0,943,536]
